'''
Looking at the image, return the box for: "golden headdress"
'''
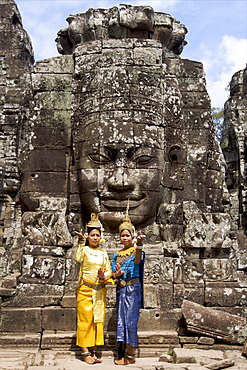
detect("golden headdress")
[119,199,135,237]
[84,213,105,242]
[86,213,104,232]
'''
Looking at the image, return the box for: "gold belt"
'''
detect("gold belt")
[118,277,139,288]
[82,279,104,291]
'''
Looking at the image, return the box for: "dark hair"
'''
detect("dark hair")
[120,229,132,236]
[85,227,101,246]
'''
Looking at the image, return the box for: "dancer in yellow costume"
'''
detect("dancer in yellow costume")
[74,213,113,364]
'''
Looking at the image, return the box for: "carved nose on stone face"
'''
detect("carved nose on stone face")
[107,168,135,192]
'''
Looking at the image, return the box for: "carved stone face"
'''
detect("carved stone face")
[75,121,165,228]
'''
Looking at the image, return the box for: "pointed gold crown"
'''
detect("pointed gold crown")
[86,213,104,232]
[119,199,135,237]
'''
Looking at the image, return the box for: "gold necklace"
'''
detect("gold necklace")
[117,245,136,257]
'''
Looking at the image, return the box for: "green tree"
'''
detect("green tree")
[212,107,224,141]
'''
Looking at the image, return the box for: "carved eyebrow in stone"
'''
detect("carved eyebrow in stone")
[130,146,155,164]
[87,147,117,164]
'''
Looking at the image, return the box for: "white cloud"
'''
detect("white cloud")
[16,1,246,109]
[201,35,247,108]
[129,0,180,10]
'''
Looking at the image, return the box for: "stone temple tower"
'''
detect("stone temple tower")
[0,1,246,353]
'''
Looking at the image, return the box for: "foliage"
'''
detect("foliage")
[212,107,224,141]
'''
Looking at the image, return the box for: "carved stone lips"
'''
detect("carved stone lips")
[101,197,145,210]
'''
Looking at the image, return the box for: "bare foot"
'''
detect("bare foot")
[114,357,136,365]
[91,352,102,363]
[82,353,95,364]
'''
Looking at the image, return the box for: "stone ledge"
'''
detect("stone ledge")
[0,333,40,347]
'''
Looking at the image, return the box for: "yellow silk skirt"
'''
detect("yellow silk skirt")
[76,284,106,348]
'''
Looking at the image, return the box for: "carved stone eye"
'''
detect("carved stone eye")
[87,147,117,164]
[87,153,112,164]
[133,154,154,165]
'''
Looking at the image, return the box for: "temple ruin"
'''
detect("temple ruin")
[0,0,246,354]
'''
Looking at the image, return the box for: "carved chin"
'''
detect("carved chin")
[99,211,151,229]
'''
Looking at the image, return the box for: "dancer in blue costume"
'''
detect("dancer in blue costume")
[112,205,145,365]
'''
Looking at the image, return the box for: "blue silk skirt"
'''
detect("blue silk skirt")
[116,282,142,347]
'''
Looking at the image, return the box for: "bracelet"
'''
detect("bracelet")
[98,271,109,281]
[135,244,144,249]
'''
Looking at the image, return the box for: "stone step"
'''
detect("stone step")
[0,330,179,356]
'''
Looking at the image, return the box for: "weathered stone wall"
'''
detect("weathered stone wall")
[0,1,246,352]
[0,0,33,281]
[221,67,247,233]
[220,67,247,325]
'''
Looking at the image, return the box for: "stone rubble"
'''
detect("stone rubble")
[0,348,246,370]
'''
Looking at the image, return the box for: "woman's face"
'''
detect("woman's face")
[87,228,101,248]
[120,229,133,248]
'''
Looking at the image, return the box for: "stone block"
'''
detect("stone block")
[138,308,181,331]
[182,300,247,344]
[40,331,76,350]
[1,274,18,289]
[158,354,171,362]
[42,307,76,332]
[30,109,72,128]
[181,91,210,108]
[33,55,74,74]
[205,281,247,307]
[242,340,247,357]
[74,40,103,56]
[213,306,247,317]
[205,359,235,369]
[205,188,226,212]
[20,172,68,197]
[32,127,71,148]
[0,333,40,347]
[172,348,224,364]
[64,255,79,283]
[183,344,243,351]
[129,65,162,89]
[0,308,42,332]
[133,46,162,66]
[138,331,179,347]
[155,365,187,370]
[197,337,215,345]
[60,295,76,308]
[20,255,65,284]
[104,308,117,332]
[203,259,237,282]
[33,91,72,110]
[174,259,204,284]
[144,284,161,308]
[174,284,204,307]
[23,246,65,257]
[186,366,208,370]
[0,288,16,297]
[179,336,199,344]
[105,284,116,308]
[144,256,174,284]
[1,283,64,308]
[22,149,67,172]
[32,73,72,92]
[21,211,72,247]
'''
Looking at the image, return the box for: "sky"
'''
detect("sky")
[14,0,247,108]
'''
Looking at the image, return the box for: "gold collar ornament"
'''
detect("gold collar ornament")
[117,245,136,257]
